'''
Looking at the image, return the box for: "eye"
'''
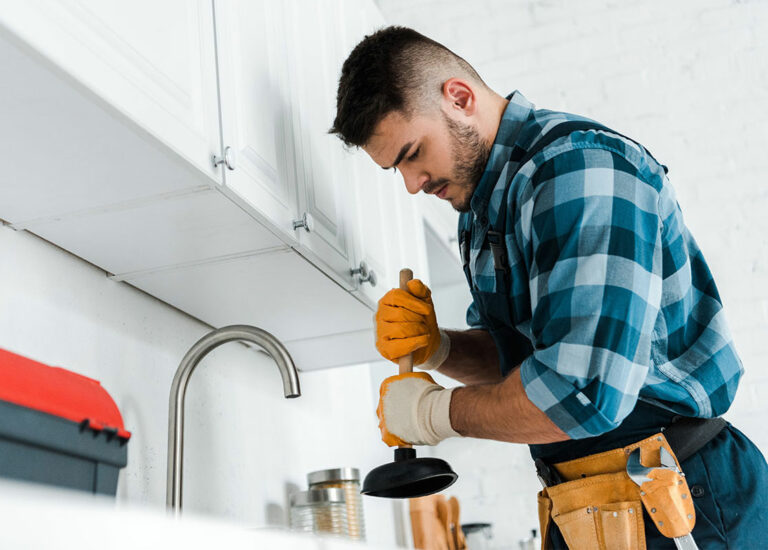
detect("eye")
[407,147,421,162]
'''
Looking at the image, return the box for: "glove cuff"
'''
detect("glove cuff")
[419,386,460,445]
[416,328,450,370]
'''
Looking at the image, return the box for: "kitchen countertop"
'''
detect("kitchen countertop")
[0,479,393,550]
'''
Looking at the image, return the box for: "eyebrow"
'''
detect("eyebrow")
[382,141,414,170]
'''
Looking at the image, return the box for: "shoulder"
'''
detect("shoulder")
[513,146,663,246]
[514,107,667,189]
[531,146,650,190]
[532,125,667,190]
[513,141,664,220]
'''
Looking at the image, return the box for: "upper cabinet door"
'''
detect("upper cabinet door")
[395,186,431,286]
[0,0,221,182]
[339,1,400,302]
[416,192,461,263]
[213,0,299,241]
[348,149,401,303]
[281,0,356,290]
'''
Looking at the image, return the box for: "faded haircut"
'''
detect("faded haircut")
[330,26,488,148]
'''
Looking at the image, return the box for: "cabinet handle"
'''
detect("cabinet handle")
[293,212,314,233]
[213,146,236,171]
[351,261,377,287]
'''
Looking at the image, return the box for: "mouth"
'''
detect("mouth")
[436,184,448,199]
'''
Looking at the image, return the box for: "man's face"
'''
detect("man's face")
[362,108,490,212]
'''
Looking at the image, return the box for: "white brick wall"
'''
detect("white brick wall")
[375,0,768,546]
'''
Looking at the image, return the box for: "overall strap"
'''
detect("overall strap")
[458,213,473,287]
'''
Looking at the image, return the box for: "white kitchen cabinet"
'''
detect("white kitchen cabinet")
[0,25,217,227]
[213,0,300,242]
[282,0,356,290]
[0,0,430,370]
[124,248,380,370]
[417,193,461,264]
[0,10,286,280]
[22,189,285,277]
[337,0,395,302]
[0,0,221,183]
[395,188,431,285]
[348,151,398,302]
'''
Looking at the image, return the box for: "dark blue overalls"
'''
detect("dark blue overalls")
[458,122,768,548]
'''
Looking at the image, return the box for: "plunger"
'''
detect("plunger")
[361,268,458,498]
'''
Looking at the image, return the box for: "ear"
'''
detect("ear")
[441,78,477,116]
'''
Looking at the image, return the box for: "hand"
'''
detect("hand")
[375,279,445,366]
[376,372,459,446]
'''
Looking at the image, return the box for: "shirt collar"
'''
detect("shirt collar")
[469,91,535,218]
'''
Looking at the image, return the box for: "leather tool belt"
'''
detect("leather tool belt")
[535,417,726,550]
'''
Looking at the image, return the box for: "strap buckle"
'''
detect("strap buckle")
[460,230,471,268]
[486,230,509,273]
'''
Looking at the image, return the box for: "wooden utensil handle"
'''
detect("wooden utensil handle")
[398,268,414,450]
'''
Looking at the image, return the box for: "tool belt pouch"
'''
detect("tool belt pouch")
[536,433,698,550]
[537,488,554,549]
[543,472,646,550]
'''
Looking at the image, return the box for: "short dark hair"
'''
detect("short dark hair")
[330,26,487,148]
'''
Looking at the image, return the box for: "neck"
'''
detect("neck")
[479,91,510,149]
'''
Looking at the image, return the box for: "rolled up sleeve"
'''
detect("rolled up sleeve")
[518,148,663,439]
[466,300,486,330]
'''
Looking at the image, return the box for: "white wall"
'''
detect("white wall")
[377,0,768,546]
[0,225,405,547]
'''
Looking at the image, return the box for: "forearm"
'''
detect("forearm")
[449,367,570,444]
[435,329,502,385]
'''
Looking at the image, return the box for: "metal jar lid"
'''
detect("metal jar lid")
[290,488,347,507]
[307,467,360,485]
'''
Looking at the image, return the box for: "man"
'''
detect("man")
[331,26,767,549]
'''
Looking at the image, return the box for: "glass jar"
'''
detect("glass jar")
[289,488,348,537]
[307,467,365,540]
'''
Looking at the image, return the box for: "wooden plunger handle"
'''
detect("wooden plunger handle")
[398,268,415,376]
[398,268,414,450]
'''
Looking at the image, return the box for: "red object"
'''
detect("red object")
[0,348,131,440]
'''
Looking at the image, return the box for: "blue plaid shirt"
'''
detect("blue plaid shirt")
[463,91,744,439]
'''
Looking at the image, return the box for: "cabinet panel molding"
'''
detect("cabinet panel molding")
[215,0,299,241]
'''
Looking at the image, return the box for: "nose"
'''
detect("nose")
[402,169,430,195]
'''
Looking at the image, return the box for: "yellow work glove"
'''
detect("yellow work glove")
[375,279,450,369]
[376,372,460,447]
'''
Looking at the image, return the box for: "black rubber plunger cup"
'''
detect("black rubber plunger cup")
[361,268,458,499]
[361,447,457,498]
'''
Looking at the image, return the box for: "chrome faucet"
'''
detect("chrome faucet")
[166,325,301,515]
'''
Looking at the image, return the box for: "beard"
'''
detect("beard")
[423,113,491,212]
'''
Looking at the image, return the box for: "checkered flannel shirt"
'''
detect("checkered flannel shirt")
[463,91,743,439]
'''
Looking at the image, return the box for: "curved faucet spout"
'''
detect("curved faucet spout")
[166,325,301,515]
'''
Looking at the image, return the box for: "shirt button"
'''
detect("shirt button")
[690,485,705,498]
[479,217,489,226]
